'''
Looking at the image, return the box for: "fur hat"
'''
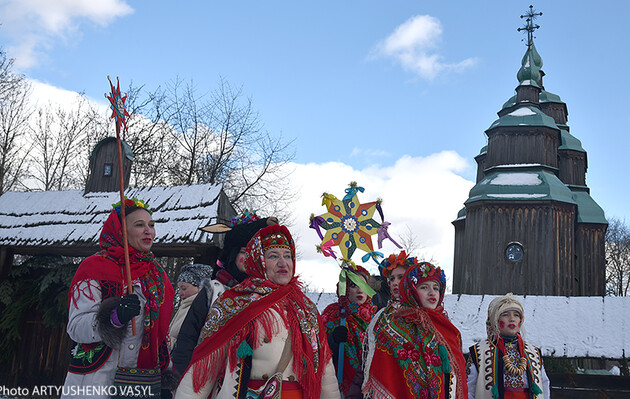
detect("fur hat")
[486,293,524,339]
[177,263,214,286]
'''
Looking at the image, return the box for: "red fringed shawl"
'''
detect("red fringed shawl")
[68,210,174,369]
[189,277,331,399]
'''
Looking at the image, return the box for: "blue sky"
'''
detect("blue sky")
[1,0,628,291]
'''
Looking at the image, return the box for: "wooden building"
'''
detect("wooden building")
[452,23,607,296]
[0,137,235,386]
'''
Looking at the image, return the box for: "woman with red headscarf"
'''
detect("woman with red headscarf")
[362,257,467,399]
[175,224,340,399]
[61,198,174,399]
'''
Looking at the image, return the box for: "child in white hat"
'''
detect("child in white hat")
[466,293,550,399]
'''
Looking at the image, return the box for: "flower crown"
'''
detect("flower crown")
[230,209,260,227]
[112,197,152,214]
[408,262,446,286]
[379,250,418,277]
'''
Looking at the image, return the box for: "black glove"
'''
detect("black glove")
[332,326,348,343]
[115,294,141,325]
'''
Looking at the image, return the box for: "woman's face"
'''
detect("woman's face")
[387,266,406,300]
[416,280,440,309]
[125,209,155,253]
[498,310,522,336]
[177,282,198,300]
[264,247,294,286]
[235,247,247,273]
[346,276,368,305]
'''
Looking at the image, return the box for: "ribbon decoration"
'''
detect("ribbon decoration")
[309,214,325,240]
[321,193,338,209]
[337,309,346,384]
[316,240,338,259]
[361,250,384,266]
[377,221,403,249]
[343,182,365,201]
[337,265,376,298]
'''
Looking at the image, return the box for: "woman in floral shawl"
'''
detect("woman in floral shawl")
[62,198,174,399]
[362,259,467,399]
[175,224,340,399]
[321,263,377,397]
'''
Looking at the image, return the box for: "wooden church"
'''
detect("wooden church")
[452,9,607,296]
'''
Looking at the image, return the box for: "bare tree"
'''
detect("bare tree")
[605,217,630,296]
[119,82,175,188]
[398,225,421,255]
[28,95,99,190]
[200,78,295,218]
[0,49,32,193]
[132,77,296,219]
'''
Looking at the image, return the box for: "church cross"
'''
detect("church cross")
[517,5,543,45]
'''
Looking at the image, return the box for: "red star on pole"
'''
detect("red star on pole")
[106,76,130,134]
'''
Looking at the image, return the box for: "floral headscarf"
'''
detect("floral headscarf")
[399,262,447,309]
[363,261,467,399]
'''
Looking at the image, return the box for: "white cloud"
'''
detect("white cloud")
[287,152,474,292]
[349,147,391,159]
[371,14,478,80]
[0,0,133,69]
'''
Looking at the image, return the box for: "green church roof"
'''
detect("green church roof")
[517,42,542,88]
[568,186,607,224]
[539,90,563,104]
[486,105,559,132]
[465,166,576,206]
[501,89,564,110]
[559,130,586,152]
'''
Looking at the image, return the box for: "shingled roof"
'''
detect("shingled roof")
[0,183,234,257]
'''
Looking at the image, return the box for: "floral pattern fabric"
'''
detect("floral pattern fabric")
[322,296,377,394]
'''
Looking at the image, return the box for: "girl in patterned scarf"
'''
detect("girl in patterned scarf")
[362,259,467,399]
[175,224,340,399]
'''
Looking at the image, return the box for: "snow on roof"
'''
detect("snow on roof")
[305,292,630,359]
[509,107,537,117]
[488,194,548,199]
[0,183,225,247]
[490,172,542,186]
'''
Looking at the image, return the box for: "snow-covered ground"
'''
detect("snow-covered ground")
[306,292,630,359]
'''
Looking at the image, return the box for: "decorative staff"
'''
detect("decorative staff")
[310,182,400,385]
[105,76,135,335]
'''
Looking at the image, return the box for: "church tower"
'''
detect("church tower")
[452,7,607,296]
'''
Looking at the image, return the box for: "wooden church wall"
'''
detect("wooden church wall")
[486,128,559,168]
[558,150,586,186]
[455,201,576,295]
[474,153,486,184]
[539,103,567,125]
[574,224,607,296]
[451,219,466,292]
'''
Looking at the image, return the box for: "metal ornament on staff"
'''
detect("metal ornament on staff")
[105,76,136,335]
